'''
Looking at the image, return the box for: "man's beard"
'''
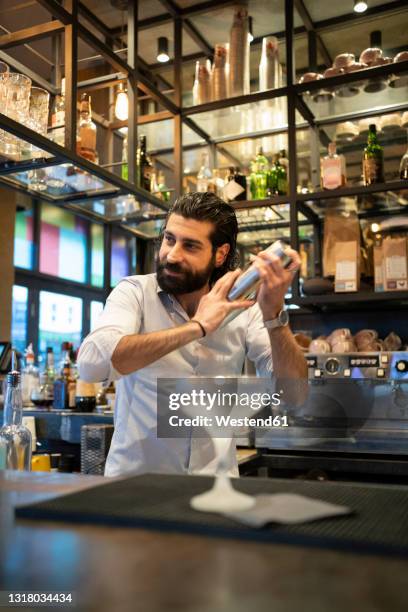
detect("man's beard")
[156,253,216,295]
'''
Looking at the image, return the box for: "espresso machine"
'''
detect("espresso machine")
[255,351,408,457]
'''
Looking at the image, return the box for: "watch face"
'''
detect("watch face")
[279,309,289,326]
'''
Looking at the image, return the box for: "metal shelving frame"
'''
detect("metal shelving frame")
[1,0,408,310]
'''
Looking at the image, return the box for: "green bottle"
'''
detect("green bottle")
[275,152,288,195]
[363,124,384,186]
[121,134,128,181]
[250,146,269,200]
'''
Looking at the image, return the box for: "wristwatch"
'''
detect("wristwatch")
[263,308,289,329]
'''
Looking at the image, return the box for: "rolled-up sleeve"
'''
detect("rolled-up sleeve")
[245,304,273,377]
[78,279,143,383]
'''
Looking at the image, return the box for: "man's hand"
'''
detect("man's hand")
[254,247,301,320]
[194,269,255,334]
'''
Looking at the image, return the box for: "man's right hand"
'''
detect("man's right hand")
[193,269,255,335]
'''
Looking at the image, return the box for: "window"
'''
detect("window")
[38,291,83,361]
[39,203,87,283]
[11,285,29,354]
[111,232,131,287]
[14,207,34,269]
[91,223,104,287]
[90,300,104,331]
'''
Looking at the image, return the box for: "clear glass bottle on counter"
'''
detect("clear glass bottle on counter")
[0,351,32,471]
[31,347,55,408]
[53,343,76,410]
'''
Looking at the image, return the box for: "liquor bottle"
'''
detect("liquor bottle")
[53,343,76,410]
[50,77,65,146]
[75,379,96,413]
[274,153,288,195]
[197,152,212,192]
[250,146,269,200]
[321,142,347,190]
[121,133,128,181]
[223,166,247,202]
[157,171,170,202]
[400,131,408,179]
[77,93,97,163]
[363,124,384,185]
[136,135,153,192]
[21,343,39,405]
[0,350,32,471]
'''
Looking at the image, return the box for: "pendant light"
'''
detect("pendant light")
[157,37,170,63]
[115,82,128,121]
[354,1,368,13]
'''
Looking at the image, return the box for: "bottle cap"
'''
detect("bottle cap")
[369,124,377,131]
[7,349,20,387]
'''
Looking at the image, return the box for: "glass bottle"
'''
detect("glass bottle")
[121,133,128,181]
[321,142,346,190]
[21,343,39,406]
[363,124,384,185]
[0,351,32,471]
[136,135,153,192]
[157,171,170,202]
[197,152,212,192]
[39,347,55,407]
[233,167,247,200]
[250,146,269,200]
[275,153,288,195]
[77,93,97,163]
[400,131,408,179]
[53,344,76,410]
[50,77,65,146]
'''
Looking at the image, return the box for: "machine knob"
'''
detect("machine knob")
[396,360,408,373]
[325,357,340,375]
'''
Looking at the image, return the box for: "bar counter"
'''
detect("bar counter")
[1,471,407,612]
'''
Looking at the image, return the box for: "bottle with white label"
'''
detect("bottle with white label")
[321,142,346,190]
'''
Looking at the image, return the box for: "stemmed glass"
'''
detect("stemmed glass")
[0,72,31,160]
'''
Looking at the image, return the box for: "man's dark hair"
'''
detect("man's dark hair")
[160,192,239,284]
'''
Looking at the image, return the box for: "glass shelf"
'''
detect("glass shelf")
[68,195,168,223]
[137,119,206,154]
[185,97,288,142]
[123,218,164,239]
[2,162,119,201]
[298,183,408,218]
[300,76,408,125]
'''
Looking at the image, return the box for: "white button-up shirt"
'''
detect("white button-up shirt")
[78,273,273,477]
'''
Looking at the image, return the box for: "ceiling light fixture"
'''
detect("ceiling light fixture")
[248,16,254,43]
[114,82,128,121]
[157,37,170,63]
[354,0,368,13]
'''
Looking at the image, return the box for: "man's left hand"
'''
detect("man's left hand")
[254,247,301,320]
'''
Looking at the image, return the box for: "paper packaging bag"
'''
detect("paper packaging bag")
[383,236,408,291]
[323,209,361,277]
[373,245,384,292]
[335,241,359,292]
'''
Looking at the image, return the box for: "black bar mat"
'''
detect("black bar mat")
[15,474,408,557]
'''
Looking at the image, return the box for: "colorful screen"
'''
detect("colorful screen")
[38,291,83,361]
[39,204,87,283]
[14,208,34,269]
[91,223,104,288]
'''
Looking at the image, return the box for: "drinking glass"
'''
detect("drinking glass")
[0,73,31,159]
[23,86,50,159]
